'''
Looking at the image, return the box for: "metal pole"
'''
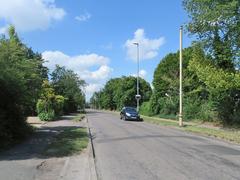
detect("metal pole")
[133,42,140,112]
[179,26,183,127]
[137,43,140,112]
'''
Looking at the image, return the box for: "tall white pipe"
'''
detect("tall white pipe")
[179,26,183,127]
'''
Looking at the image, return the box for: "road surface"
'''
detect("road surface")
[87,110,240,180]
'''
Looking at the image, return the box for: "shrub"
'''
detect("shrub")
[36,81,64,121]
[140,101,154,116]
[183,97,216,121]
[38,111,55,121]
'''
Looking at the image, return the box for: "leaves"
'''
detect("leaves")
[90,76,152,110]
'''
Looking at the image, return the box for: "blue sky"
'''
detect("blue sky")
[0,0,193,100]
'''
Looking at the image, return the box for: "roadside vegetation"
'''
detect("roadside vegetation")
[90,76,152,110]
[143,116,240,144]
[0,26,86,149]
[43,127,89,157]
[73,113,86,122]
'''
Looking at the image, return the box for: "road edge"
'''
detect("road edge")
[85,116,98,180]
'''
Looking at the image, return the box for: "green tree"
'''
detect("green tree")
[51,65,86,113]
[189,44,240,124]
[90,76,152,111]
[183,0,240,70]
[183,0,240,124]
[37,81,65,121]
[0,26,48,148]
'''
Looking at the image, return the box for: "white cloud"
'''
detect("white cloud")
[75,12,91,22]
[0,0,66,32]
[85,84,102,94]
[132,69,147,79]
[125,28,165,61]
[84,83,102,99]
[42,51,109,72]
[42,51,113,100]
[0,25,9,34]
[80,65,113,81]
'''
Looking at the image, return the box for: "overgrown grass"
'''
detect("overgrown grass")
[73,113,85,122]
[142,115,179,127]
[183,126,240,144]
[43,127,89,157]
[142,115,240,144]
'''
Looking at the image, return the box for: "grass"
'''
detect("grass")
[142,115,179,127]
[73,113,85,122]
[43,127,89,157]
[142,115,240,144]
[183,126,240,144]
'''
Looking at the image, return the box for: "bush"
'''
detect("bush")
[0,79,33,149]
[183,97,216,121]
[36,81,64,121]
[140,101,154,116]
[159,97,178,115]
[38,111,55,121]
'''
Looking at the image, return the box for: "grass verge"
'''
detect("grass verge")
[142,115,240,144]
[43,127,89,157]
[142,115,179,127]
[183,126,240,144]
[73,113,85,122]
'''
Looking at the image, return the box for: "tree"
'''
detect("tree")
[0,26,48,148]
[90,76,152,111]
[183,0,240,70]
[183,0,240,124]
[51,65,86,113]
[150,46,212,120]
[36,81,64,121]
[188,44,240,124]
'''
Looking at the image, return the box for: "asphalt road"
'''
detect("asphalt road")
[87,110,240,180]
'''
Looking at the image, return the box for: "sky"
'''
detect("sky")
[0,0,193,100]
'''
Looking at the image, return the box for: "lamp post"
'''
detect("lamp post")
[179,26,183,127]
[133,42,140,112]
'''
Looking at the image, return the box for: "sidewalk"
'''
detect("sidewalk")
[0,116,97,180]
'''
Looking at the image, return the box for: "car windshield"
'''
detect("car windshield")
[125,107,137,113]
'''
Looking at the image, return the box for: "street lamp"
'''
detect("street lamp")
[179,26,183,127]
[133,42,141,112]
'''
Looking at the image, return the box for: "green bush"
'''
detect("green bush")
[53,95,65,116]
[36,81,64,121]
[140,101,153,116]
[183,97,216,121]
[38,111,55,121]
[159,97,178,115]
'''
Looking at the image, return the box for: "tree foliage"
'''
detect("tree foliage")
[37,81,65,121]
[183,0,240,70]
[51,65,86,113]
[183,0,240,124]
[150,47,209,119]
[0,26,47,148]
[90,76,152,110]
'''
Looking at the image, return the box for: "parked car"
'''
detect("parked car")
[120,106,141,121]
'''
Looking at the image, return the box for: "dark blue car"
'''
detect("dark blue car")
[120,107,141,121]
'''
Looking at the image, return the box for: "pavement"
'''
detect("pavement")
[87,109,240,180]
[0,116,97,180]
